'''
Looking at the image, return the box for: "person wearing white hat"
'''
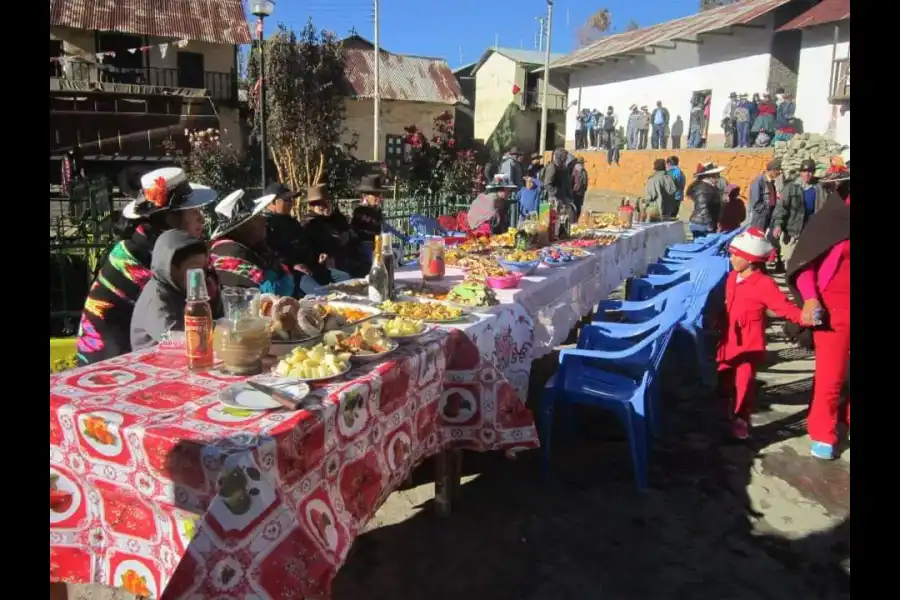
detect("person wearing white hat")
[717,227,809,440]
[209,189,296,297]
[75,167,218,366]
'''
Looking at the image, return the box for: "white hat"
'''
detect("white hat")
[211,189,275,239]
[693,162,725,177]
[124,167,218,219]
[730,227,774,263]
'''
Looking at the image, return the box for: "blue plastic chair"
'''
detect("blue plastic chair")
[594,281,692,324]
[407,215,444,247]
[540,300,686,490]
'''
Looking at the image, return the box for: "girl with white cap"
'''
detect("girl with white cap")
[717,227,809,440]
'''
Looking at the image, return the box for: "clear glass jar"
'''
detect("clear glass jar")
[420,236,446,281]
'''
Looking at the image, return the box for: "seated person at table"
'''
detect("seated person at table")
[210,189,295,296]
[467,174,518,234]
[351,174,390,265]
[302,184,359,278]
[75,167,217,365]
[130,230,210,351]
[517,175,543,222]
[262,182,331,297]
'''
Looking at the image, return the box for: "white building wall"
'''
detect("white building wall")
[795,21,850,147]
[474,53,518,142]
[565,18,775,146]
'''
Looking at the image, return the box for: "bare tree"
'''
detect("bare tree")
[575,8,612,49]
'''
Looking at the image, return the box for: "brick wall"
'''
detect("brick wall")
[548,149,774,212]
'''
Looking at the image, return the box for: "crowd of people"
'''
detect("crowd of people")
[574,89,799,152]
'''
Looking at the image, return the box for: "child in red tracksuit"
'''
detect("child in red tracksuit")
[717,228,808,439]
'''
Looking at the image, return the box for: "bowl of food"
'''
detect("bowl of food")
[379,299,466,323]
[540,246,587,266]
[447,282,498,307]
[378,316,430,341]
[265,297,382,356]
[322,324,398,363]
[485,272,522,289]
[273,343,352,382]
[496,259,540,276]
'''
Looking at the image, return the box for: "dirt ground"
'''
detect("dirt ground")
[62,238,849,600]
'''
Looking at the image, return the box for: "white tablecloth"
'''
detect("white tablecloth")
[395,221,685,360]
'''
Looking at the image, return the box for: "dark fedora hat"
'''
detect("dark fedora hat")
[264,182,301,201]
[357,174,392,195]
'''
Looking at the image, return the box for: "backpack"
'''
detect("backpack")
[572,164,587,194]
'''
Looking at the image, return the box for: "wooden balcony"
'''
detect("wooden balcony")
[830,57,849,102]
[50,62,237,105]
[521,90,568,111]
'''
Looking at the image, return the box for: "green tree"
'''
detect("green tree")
[246,21,349,192]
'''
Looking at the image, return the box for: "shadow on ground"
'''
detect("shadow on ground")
[334,318,849,600]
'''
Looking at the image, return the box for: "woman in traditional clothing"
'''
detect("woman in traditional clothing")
[75,167,217,365]
[785,159,850,460]
[467,174,518,234]
[210,190,295,296]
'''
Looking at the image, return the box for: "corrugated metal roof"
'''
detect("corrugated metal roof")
[551,0,791,69]
[49,0,252,45]
[470,47,567,76]
[778,0,849,31]
[343,48,467,105]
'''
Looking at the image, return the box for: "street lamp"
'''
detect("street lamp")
[251,0,275,188]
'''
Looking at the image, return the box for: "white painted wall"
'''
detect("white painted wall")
[565,17,776,146]
[474,52,519,142]
[795,21,850,147]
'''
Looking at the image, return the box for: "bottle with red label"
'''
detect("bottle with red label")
[184,268,214,370]
[420,236,446,281]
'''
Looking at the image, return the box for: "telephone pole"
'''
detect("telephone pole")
[373,0,381,162]
[536,17,545,51]
[538,0,554,155]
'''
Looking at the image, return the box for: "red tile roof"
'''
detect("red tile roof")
[49,0,251,45]
[778,0,849,31]
[343,49,467,105]
[552,0,791,69]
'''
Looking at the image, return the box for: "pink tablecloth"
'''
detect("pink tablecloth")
[51,326,537,598]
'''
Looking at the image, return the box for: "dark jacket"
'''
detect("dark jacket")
[303,209,366,276]
[265,211,331,284]
[687,180,721,232]
[130,230,202,351]
[772,178,820,240]
[748,174,783,231]
[542,148,572,204]
[350,204,383,243]
[498,155,525,189]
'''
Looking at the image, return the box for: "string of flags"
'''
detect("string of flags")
[50,38,191,64]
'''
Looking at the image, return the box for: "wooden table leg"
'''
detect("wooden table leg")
[50,582,68,600]
[450,448,463,501]
[433,449,452,518]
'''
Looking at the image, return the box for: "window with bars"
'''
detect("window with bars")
[385,135,404,170]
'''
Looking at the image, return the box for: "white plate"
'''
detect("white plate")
[271,361,353,383]
[349,340,400,363]
[377,320,434,342]
[218,378,312,411]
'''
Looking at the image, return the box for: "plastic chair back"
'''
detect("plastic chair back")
[409,215,443,237]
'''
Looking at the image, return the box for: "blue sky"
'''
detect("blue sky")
[259,0,702,67]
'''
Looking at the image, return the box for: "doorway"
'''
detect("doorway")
[96,32,144,84]
[688,89,712,148]
[177,52,206,89]
[534,121,557,152]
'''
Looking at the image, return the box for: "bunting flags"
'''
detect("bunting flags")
[50,39,190,64]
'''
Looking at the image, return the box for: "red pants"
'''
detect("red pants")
[718,358,757,420]
[808,308,850,445]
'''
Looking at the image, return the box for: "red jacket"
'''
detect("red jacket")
[717,270,803,363]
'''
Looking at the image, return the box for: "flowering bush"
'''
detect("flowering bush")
[399,111,479,198]
[163,128,251,193]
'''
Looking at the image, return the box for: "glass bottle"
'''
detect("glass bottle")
[381,232,396,300]
[184,268,214,370]
[368,235,389,303]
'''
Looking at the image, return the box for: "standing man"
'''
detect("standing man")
[666,156,686,220]
[526,152,543,179]
[571,156,588,220]
[748,159,787,268]
[771,159,826,266]
[626,105,640,150]
[498,147,525,190]
[637,106,650,149]
[644,158,677,220]
[575,110,587,150]
[734,94,752,148]
[722,92,737,148]
[651,101,669,149]
[602,106,618,154]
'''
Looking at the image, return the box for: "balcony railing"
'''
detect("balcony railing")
[830,57,849,102]
[521,90,568,111]
[50,61,236,104]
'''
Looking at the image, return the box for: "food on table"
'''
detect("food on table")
[50,474,73,513]
[323,323,394,356]
[381,317,426,338]
[326,279,369,297]
[501,249,540,262]
[265,298,376,341]
[259,293,277,318]
[380,300,464,321]
[447,282,498,307]
[83,415,115,445]
[462,261,511,281]
[559,234,620,249]
[213,317,271,375]
[121,570,152,597]
[488,229,517,248]
[445,248,466,266]
[541,246,587,265]
[398,283,451,302]
[458,238,490,253]
[274,343,351,379]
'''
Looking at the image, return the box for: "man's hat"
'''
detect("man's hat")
[121,167,218,220]
[730,227,775,263]
[799,159,816,173]
[506,146,522,156]
[693,162,724,177]
[211,189,274,239]
[531,152,542,160]
[766,158,782,172]
[264,182,301,201]
[306,184,331,205]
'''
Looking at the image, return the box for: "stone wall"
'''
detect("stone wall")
[548,149,774,212]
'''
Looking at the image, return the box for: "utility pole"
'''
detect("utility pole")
[538,0,554,156]
[536,17,545,52]
[373,0,381,162]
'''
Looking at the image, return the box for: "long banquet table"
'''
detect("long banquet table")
[49,222,683,599]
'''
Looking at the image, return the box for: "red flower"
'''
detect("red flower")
[145,176,169,208]
[448,139,456,148]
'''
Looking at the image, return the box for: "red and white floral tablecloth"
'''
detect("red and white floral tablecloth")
[51,323,538,598]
